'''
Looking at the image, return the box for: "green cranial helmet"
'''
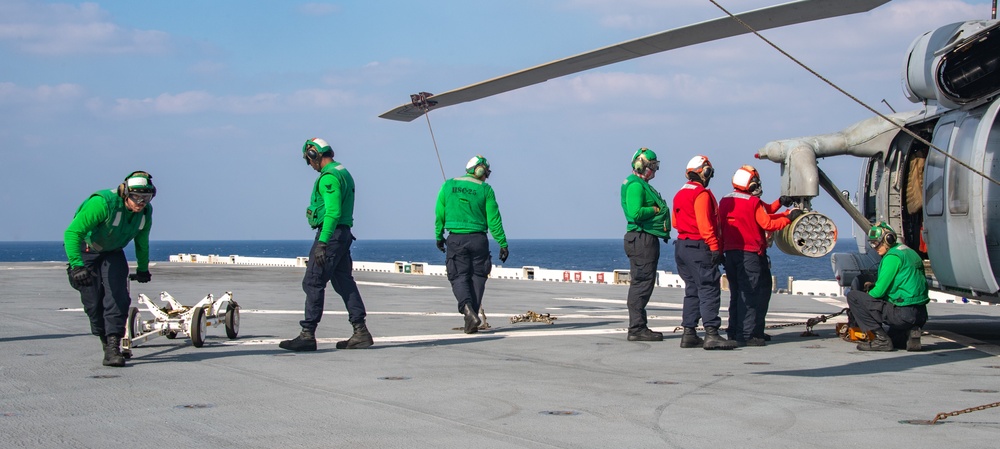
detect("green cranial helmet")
[867,221,897,248]
[302,137,332,163]
[118,171,156,200]
[466,155,491,178]
[631,148,659,172]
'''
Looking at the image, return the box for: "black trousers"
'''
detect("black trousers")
[675,239,722,329]
[301,226,367,332]
[724,250,771,340]
[73,247,131,338]
[846,290,928,333]
[445,232,492,313]
[624,231,660,333]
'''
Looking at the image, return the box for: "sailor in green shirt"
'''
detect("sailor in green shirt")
[280,138,373,352]
[64,171,155,367]
[847,222,930,351]
[435,155,508,334]
[621,148,670,342]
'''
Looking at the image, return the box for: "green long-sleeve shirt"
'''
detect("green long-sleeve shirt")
[64,189,152,270]
[869,243,929,306]
[621,174,670,238]
[306,161,355,243]
[434,175,507,247]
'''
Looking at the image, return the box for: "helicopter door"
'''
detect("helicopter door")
[922,101,1000,296]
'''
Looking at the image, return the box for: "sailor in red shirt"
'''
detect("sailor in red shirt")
[672,156,737,350]
[718,165,801,346]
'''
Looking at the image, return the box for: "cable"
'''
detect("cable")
[422,112,447,181]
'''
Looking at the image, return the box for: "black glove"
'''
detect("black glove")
[779,195,795,207]
[310,241,328,267]
[436,239,446,253]
[499,247,509,263]
[662,237,670,244]
[68,265,93,288]
[787,208,804,222]
[133,270,151,283]
[710,250,724,266]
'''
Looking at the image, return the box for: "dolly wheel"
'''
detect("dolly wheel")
[225,303,240,339]
[127,307,141,340]
[190,306,207,348]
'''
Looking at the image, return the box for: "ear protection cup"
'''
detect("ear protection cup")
[884,229,897,246]
[632,148,649,172]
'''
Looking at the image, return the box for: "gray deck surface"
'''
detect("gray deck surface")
[3,261,1000,448]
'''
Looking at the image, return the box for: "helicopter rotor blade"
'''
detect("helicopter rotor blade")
[380,0,889,122]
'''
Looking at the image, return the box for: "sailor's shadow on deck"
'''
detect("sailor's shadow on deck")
[0,333,88,343]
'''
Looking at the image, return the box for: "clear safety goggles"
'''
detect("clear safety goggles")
[128,193,153,205]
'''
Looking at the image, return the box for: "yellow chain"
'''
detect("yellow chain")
[930,401,1000,424]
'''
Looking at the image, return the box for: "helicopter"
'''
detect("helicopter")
[380,0,1000,302]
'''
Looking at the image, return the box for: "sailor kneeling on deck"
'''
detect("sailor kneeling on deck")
[846,222,929,352]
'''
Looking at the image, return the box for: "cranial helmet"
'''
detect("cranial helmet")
[466,155,491,179]
[732,165,762,196]
[685,155,714,184]
[302,137,333,164]
[631,147,659,173]
[867,221,897,248]
[117,171,156,200]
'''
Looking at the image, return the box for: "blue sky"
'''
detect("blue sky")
[0,0,992,242]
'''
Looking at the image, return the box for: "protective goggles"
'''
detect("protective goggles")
[128,192,153,205]
[647,160,661,171]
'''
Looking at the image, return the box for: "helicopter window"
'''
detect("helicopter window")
[863,157,881,220]
[924,122,954,217]
[948,115,980,215]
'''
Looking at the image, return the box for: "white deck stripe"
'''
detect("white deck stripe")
[356,281,441,289]
[811,297,848,308]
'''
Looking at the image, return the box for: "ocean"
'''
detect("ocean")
[0,239,850,288]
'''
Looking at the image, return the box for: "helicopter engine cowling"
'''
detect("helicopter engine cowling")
[904,20,1000,110]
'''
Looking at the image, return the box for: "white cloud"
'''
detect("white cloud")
[0,0,170,55]
[0,81,84,104]
[101,89,358,117]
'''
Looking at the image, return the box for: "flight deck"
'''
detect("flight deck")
[2,261,999,448]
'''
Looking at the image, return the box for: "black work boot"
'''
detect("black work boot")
[906,327,922,352]
[679,327,704,348]
[627,328,664,342]
[703,327,738,350]
[336,321,374,349]
[102,335,126,367]
[279,329,317,352]
[887,327,907,349]
[857,328,893,352]
[462,304,481,334]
